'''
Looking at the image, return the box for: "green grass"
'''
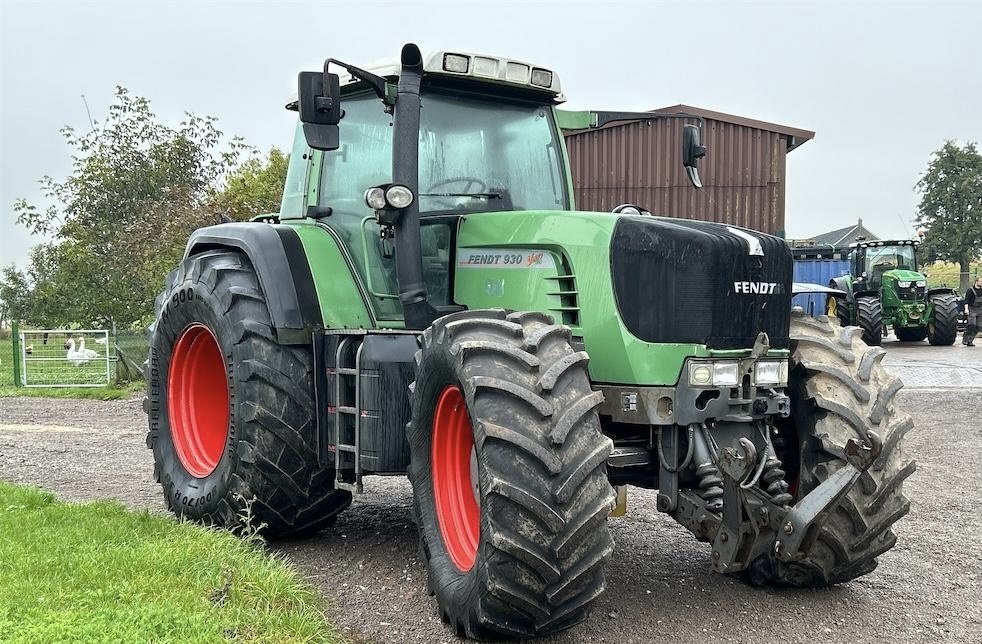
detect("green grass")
[0,481,338,644]
[0,338,141,399]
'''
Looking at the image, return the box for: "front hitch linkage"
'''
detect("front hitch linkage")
[709,431,882,573]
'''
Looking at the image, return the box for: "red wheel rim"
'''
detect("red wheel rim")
[432,385,480,572]
[168,324,230,478]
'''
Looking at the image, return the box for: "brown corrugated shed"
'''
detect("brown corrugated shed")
[563,104,814,236]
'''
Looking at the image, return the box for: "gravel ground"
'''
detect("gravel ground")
[2,343,981,643]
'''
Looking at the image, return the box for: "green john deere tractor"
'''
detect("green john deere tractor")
[146,44,914,639]
[828,239,959,345]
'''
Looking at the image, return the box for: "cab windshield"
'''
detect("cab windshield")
[313,89,568,319]
[861,244,918,286]
[318,90,568,217]
[863,245,917,273]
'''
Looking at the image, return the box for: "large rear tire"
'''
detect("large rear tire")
[147,250,351,538]
[407,309,614,639]
[856,295,883,346]
[928,293,959,345]
[749,313,915,587]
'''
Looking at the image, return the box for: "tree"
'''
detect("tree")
[212,147,289,220]
[915,141,982,291]
[12,87,256,329]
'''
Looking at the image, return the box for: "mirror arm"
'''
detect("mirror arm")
[325,58,392,105]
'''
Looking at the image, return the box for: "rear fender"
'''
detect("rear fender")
[927,287,957,298]
[829,276,853,301]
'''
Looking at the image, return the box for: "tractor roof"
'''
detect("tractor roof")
[849,239,919,249]
[286,50,563,109]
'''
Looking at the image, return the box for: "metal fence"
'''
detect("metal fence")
[115,330,149,381]
[19,329,111,387]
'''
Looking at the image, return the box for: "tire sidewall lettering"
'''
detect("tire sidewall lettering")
[150,266,237,519]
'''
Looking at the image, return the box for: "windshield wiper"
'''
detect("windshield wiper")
[419,192,502,199]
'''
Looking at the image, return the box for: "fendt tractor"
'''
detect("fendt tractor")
[146,44,914,638]
[828,238,959,346]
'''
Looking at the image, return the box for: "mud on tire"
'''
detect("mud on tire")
[407,309,615,639]
[749,313,915,587]
[147,250,351,538]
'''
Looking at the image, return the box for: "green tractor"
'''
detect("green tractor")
[828,239,959,345]
[146,44,913,639]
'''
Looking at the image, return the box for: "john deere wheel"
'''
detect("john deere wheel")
[147,250,351,538]
[749,313,915,587]
[407,309,614,639]
[856,295,883,346]
[826,294,850,328]
[928,293,959,345]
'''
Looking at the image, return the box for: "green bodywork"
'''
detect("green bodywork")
[283,208,786,386]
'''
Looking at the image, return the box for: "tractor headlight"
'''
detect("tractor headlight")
[364,187,387,210]
[688,360,740,387]
[442,53,470,74]
[897,281,911,288]
[690,364,713,386]
[712,362,740,387]
[530,68,554,88]
[365,184,415,210]
[755,359,789,386]
[385,184,415,209]
[917,280,926,287]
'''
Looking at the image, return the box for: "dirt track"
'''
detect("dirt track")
[2,340,981,643]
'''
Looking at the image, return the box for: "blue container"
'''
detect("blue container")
[792,259,851,315]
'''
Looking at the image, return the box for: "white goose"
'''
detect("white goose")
[65,338,99,366]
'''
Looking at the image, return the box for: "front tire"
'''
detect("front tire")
[750,313,915,587]
[928,293,959,345]
[147,250,351,538]
[407,310,614,639]
[856,295,883,346]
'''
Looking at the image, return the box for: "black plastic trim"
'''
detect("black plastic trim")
[185,222,322,343]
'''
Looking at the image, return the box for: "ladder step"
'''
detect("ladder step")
[336,405,357,414]
[336,367,358,375]
[336,445,357,452]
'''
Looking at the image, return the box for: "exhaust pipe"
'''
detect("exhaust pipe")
[391,43,437,330]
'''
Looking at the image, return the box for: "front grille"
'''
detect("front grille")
[896,284,926,301]
[610,217,793,349]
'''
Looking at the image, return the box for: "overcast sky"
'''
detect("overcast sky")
[2,0,981,269]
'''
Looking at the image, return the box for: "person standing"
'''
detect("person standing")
[963,276,982,346]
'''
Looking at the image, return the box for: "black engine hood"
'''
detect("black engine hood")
[609,216,793,350]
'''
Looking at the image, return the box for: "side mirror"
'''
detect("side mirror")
[298,70,342,151]
[682,124,707,189]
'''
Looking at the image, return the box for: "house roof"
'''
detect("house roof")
[809,218,881,247]
[652,104,816,151]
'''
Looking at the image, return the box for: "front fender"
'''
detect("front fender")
[185,222,322,343]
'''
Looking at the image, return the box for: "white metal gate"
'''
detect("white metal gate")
[19,329,111,387]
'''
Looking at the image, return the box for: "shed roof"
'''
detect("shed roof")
[651,104,816,151]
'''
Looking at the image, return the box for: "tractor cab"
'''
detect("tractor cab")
[849,239,925,297]
[281,50,572,321]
